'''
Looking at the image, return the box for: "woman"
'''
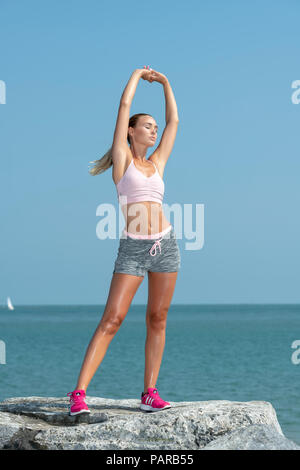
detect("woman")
[67,66,181,415]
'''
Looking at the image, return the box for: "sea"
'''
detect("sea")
[0,304,300,445]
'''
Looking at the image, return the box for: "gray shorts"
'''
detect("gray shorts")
[113,225,181,277]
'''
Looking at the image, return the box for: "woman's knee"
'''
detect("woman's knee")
[99,310,126,334]
[146,306,168,329]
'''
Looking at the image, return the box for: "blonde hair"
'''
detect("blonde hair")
[88,113,152,176]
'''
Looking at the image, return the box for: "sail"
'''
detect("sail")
[7,297,14,310]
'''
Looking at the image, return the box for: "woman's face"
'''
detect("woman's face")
[129,116,158,146]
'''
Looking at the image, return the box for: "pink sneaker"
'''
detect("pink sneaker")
[140,387,171,412]
[67,389,90,416]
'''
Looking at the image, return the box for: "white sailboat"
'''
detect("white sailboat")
[7,297,14,310]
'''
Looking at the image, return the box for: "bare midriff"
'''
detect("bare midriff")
[120,201,171,236]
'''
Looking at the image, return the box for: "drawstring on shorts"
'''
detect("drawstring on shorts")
[149,237,163,256]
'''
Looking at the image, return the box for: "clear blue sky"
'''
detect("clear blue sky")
[1,0,299,305]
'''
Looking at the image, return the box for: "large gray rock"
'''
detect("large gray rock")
[203,424,300,450]
[0,396,299,450]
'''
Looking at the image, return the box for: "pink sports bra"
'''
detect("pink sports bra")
[116,158,165,206]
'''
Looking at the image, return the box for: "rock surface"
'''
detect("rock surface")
[203,424,300,450]
[0,396,299,450]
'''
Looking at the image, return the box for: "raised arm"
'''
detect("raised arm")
[162,77,179,123]
[112,69,151,162]
[111,70,141,162]
[120,69,144,106]
[149,70,179,166]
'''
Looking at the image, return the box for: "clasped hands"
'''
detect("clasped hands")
[137,65,168,85]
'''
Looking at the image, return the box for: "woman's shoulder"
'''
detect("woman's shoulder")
[148,150,165,176]
[112,146,132,186]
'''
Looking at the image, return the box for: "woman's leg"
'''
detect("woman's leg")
[75,272,144,392]
[144,271,178,393]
